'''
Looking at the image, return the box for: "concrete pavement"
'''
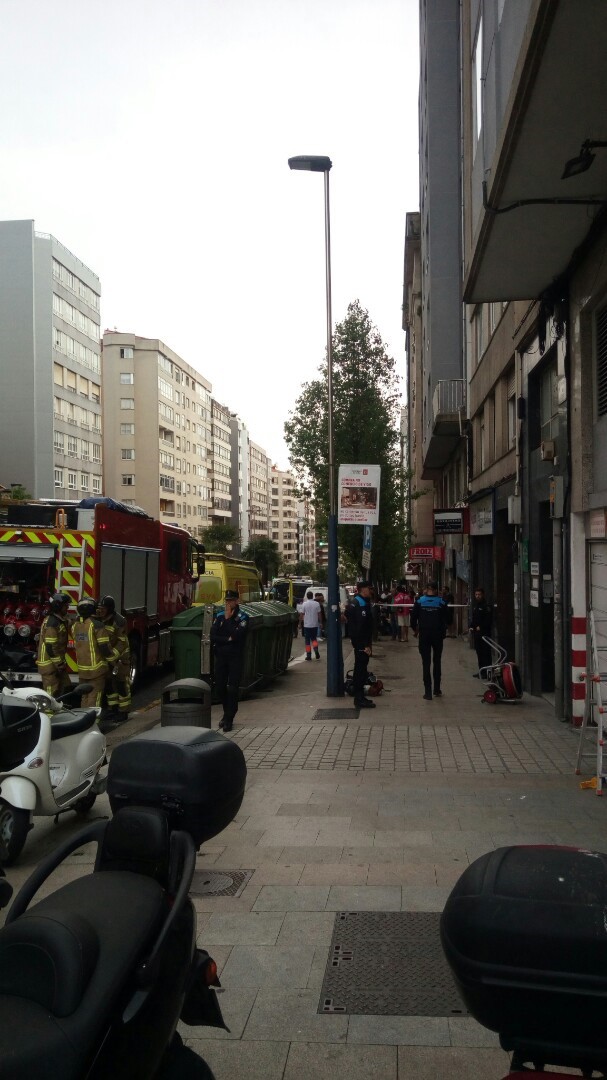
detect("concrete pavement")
[7,631,603,1078]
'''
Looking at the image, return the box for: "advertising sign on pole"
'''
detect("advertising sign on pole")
[338,465,381,525]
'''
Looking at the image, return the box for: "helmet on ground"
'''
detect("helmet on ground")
[99,595,116,613]
[50,592,71,612]
[77,598,97,619]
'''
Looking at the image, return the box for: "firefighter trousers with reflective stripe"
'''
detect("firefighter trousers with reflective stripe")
[79,673,106,709]
[39,668,72,699]
[106,659,132,714]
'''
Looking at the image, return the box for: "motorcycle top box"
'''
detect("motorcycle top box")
[441,845,607,1070]
[108,726,247,846]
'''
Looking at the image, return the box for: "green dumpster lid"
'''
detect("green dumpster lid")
[171,605,206,629]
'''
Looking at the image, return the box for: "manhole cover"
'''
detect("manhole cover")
[313,709,360,720]
[190,869,254,897]
[318,911,466,1016]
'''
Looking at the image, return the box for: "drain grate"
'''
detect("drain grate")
[313,708,360,720]
[318,911,466,1016]
[190,869,254,897]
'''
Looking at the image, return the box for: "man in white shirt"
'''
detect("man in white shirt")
[299,591,321,661]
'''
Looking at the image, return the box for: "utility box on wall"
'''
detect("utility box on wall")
[508,495,521,525]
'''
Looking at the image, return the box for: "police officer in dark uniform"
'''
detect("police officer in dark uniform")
[410,580,448,700]
[469,586,493,674]
[346,580,375,710]
[210,589,249,732]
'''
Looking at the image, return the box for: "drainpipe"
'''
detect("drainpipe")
[553,515,564,720]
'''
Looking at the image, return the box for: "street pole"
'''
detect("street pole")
[288,154,344,695]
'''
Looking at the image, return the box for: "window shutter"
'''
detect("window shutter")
[597,306,607,417]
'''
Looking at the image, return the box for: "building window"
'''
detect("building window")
[122,474,135,486]
[120,347,134,359]
[121,448,135,460]
[120,423,135,435]
[120,373,134,384]
[120,398,135,409]
[507,368,516,448]
[92,444,102,463]
[67,471,77,490]
[54,468,64,488]
[54,431,64,452]
[81,441,90,460]
[92,476,101,494]
[81,472,89,491]
[540,362,559,442]
[472,14,483,146]
[67,435,78,457]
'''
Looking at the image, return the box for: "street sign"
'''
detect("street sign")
[363,525,372,551]
[361,548,371,569]
[338,465,381,525]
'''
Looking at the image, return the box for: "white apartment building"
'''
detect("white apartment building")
[211,400,233,527]
[102,333,212,536]
[249,440,270,540]
[270,466,298,565]
[297,497,316,565]
[230,415,250,550]
[0,220,102,499]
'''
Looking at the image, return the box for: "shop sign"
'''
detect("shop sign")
[589,509,607,539]
[469,494,494,536]
[530,590,539,608]
[433,509,467,535]
[338,464,381,525]
[409,545,445,562]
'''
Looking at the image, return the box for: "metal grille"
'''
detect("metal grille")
[318,911,466,1016]
[598,306,607,417]
[190,869,253,897]
[313,709,361,720]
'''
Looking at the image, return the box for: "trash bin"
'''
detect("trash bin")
[161,678,212,728]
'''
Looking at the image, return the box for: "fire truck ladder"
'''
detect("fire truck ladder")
[55,537,88,611]
[576,609,607,794]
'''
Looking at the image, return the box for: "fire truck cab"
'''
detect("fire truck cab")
[0,497,202,683]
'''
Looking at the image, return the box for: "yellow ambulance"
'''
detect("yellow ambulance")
[194,554,263,605]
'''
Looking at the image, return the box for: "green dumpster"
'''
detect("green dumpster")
[170,604,206,682]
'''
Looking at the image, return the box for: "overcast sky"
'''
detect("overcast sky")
[1,0,419,467]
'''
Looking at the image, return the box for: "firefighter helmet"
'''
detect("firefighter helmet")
[98,595,116,613]
[77,597,97,619]
[50,592,71,612]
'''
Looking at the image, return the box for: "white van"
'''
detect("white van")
[309,586,349,637]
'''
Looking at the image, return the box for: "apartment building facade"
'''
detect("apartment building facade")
[210,400,232,527]
[230,415,250,551]
[270,466,298,566]
[249,441,270,540]
[102,333,212,536]
[413,0,607,719]
[297,496,316,566]
[0,220,102,500]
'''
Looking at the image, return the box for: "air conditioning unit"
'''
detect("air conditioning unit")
[540,440,555,461]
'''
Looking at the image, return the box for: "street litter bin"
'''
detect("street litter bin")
[161,678,212,728]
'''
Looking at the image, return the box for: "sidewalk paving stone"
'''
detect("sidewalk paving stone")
[283,1042,397,1079]
[275,911,337,947]
[203,912,284,946]
[253,885,330,911]
[347,1014,451,1046]
[220,945,314,989]
[325,885,402,911]
[183,1040,289,1080]
[243,988,348,1043]
[397,1046,511,1079]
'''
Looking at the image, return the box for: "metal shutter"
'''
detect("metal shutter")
[597,306,607,417]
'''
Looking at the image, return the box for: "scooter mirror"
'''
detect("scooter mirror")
[58,683,93,701]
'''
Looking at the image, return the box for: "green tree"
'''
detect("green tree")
[294,560,314,576]
[201,523,241,554]
[241,538,280,583]
[285,300,406,584]
[6,484,31,501]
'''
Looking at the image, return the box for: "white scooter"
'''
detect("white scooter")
[0,678,107,864]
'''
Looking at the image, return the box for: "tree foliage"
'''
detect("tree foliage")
[284,300,406,584]
[242,538,280,582]
[201,523,241,554]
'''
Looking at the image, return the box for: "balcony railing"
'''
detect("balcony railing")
[432,379,465,422]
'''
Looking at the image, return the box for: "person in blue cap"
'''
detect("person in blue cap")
[346,580,376,709]
[410,580,448,700]
[210,589,249,731]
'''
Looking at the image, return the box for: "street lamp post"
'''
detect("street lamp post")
[288,154,344,696]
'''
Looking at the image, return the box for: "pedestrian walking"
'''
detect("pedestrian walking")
[314,592,326,639]
[300,591,321,660]
[211,589,249,731]
[469,586,493,674]
[410,580,448,700]
[393,583,408,641]
[346,580,376,709]
[72,597,117,708]
[97,595,131,721]
[36,592,72,697]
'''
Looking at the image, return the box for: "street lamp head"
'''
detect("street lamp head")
[562,139,607,180]
[288,155,332,173]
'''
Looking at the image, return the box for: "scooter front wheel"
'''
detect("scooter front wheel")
[0,800,30,865]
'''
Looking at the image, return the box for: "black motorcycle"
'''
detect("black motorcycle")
[0,725,247,1079]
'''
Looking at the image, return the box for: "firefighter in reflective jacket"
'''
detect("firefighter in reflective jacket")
[73,597,118,708]
[36,592,72,697]
[97,595,131,720]
[210,589,248,732]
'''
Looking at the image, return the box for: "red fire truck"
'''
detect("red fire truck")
[0,498,202,682]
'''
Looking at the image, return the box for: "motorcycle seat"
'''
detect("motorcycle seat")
[0,870,165,1079]
[50,708,98,740]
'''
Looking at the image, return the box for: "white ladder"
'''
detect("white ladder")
[576,609,607,794]
[55,537,88,611]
